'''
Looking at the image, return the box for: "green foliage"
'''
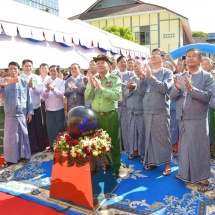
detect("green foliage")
[192,31,208,37]
[102,25,137,43]
[40,8,50,13]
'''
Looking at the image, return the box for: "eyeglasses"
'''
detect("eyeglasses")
[150,53,162,56]
[149,53,163,59]
[186,55,200,59]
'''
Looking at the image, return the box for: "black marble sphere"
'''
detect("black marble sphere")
[66,106,98,138]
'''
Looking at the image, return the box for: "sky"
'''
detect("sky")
[59,0,214,33]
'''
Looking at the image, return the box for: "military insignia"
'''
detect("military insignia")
[110,74,118,79]
[97,54,104,58]
[105,81,113,87]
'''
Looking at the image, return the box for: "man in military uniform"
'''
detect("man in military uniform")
[85,54,122,177]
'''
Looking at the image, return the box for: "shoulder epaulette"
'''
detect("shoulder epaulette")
[110,74,118,79]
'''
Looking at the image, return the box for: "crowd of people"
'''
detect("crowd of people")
[0,47,215,191]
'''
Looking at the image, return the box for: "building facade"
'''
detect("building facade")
[14,0,59,15]
[206,33,215,61]
[70,0,193,54]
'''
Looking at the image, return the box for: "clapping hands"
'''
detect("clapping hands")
[173,76,182,91]
[29,78,34,88]
[45,82,54,92]
[68,81,77,90]
[126,81,137,91]
[138,62,152,80]
[89,75,102,90]
[0,77,10,87]
[144,62,152,79]
[173,74,193,93]
[83,77,88,86]
[184,75,193,93]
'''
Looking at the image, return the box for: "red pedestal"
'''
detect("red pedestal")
[49,155,94,209]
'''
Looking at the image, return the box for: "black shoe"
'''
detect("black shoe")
[114,170,119,178]
[210,154,215,159]
[102,163,110,171]
[91,166,100,175]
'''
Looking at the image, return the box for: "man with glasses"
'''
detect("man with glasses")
[137,48,173,176]
[170,48,214,192]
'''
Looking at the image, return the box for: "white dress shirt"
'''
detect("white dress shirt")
[39,75,51,100]
[41,77,65,111]
[39,75,50,83]
[19,73,43,109]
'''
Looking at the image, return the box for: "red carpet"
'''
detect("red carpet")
[0,192,65,215]
[0,156,4,167]
[0,157,65,215]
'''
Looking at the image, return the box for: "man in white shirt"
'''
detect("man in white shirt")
[39,63,50,147]
[20,59,45,153]
[42,65,65,152]
[39,63,50,83]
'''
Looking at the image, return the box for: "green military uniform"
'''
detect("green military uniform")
[85,72,122,172]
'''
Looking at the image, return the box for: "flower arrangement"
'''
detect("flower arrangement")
[53,129,112,165]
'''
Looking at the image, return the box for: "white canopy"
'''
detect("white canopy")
[0,0,149,69]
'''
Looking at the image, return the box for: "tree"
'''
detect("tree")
[192,31,208,37]
[40,8,50,13]
[102,25,137,43]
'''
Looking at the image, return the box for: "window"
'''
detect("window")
[135,33,140,42]
[140,32,150,45]
[163,33,175,38]
[135,26,150,45]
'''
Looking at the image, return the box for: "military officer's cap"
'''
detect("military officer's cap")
[93,55,113,65]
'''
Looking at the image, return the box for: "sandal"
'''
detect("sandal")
[46,147,53,152]
[140,156,144,164]
[144,165,157,171]
[163,168,172,176]
[31,189,41,195]
[174,174,180,179]
[197,181,209,192]
[1,161,10,168]
[173,150,178,157]
[21,158,30,163]
[128,154,140,160]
